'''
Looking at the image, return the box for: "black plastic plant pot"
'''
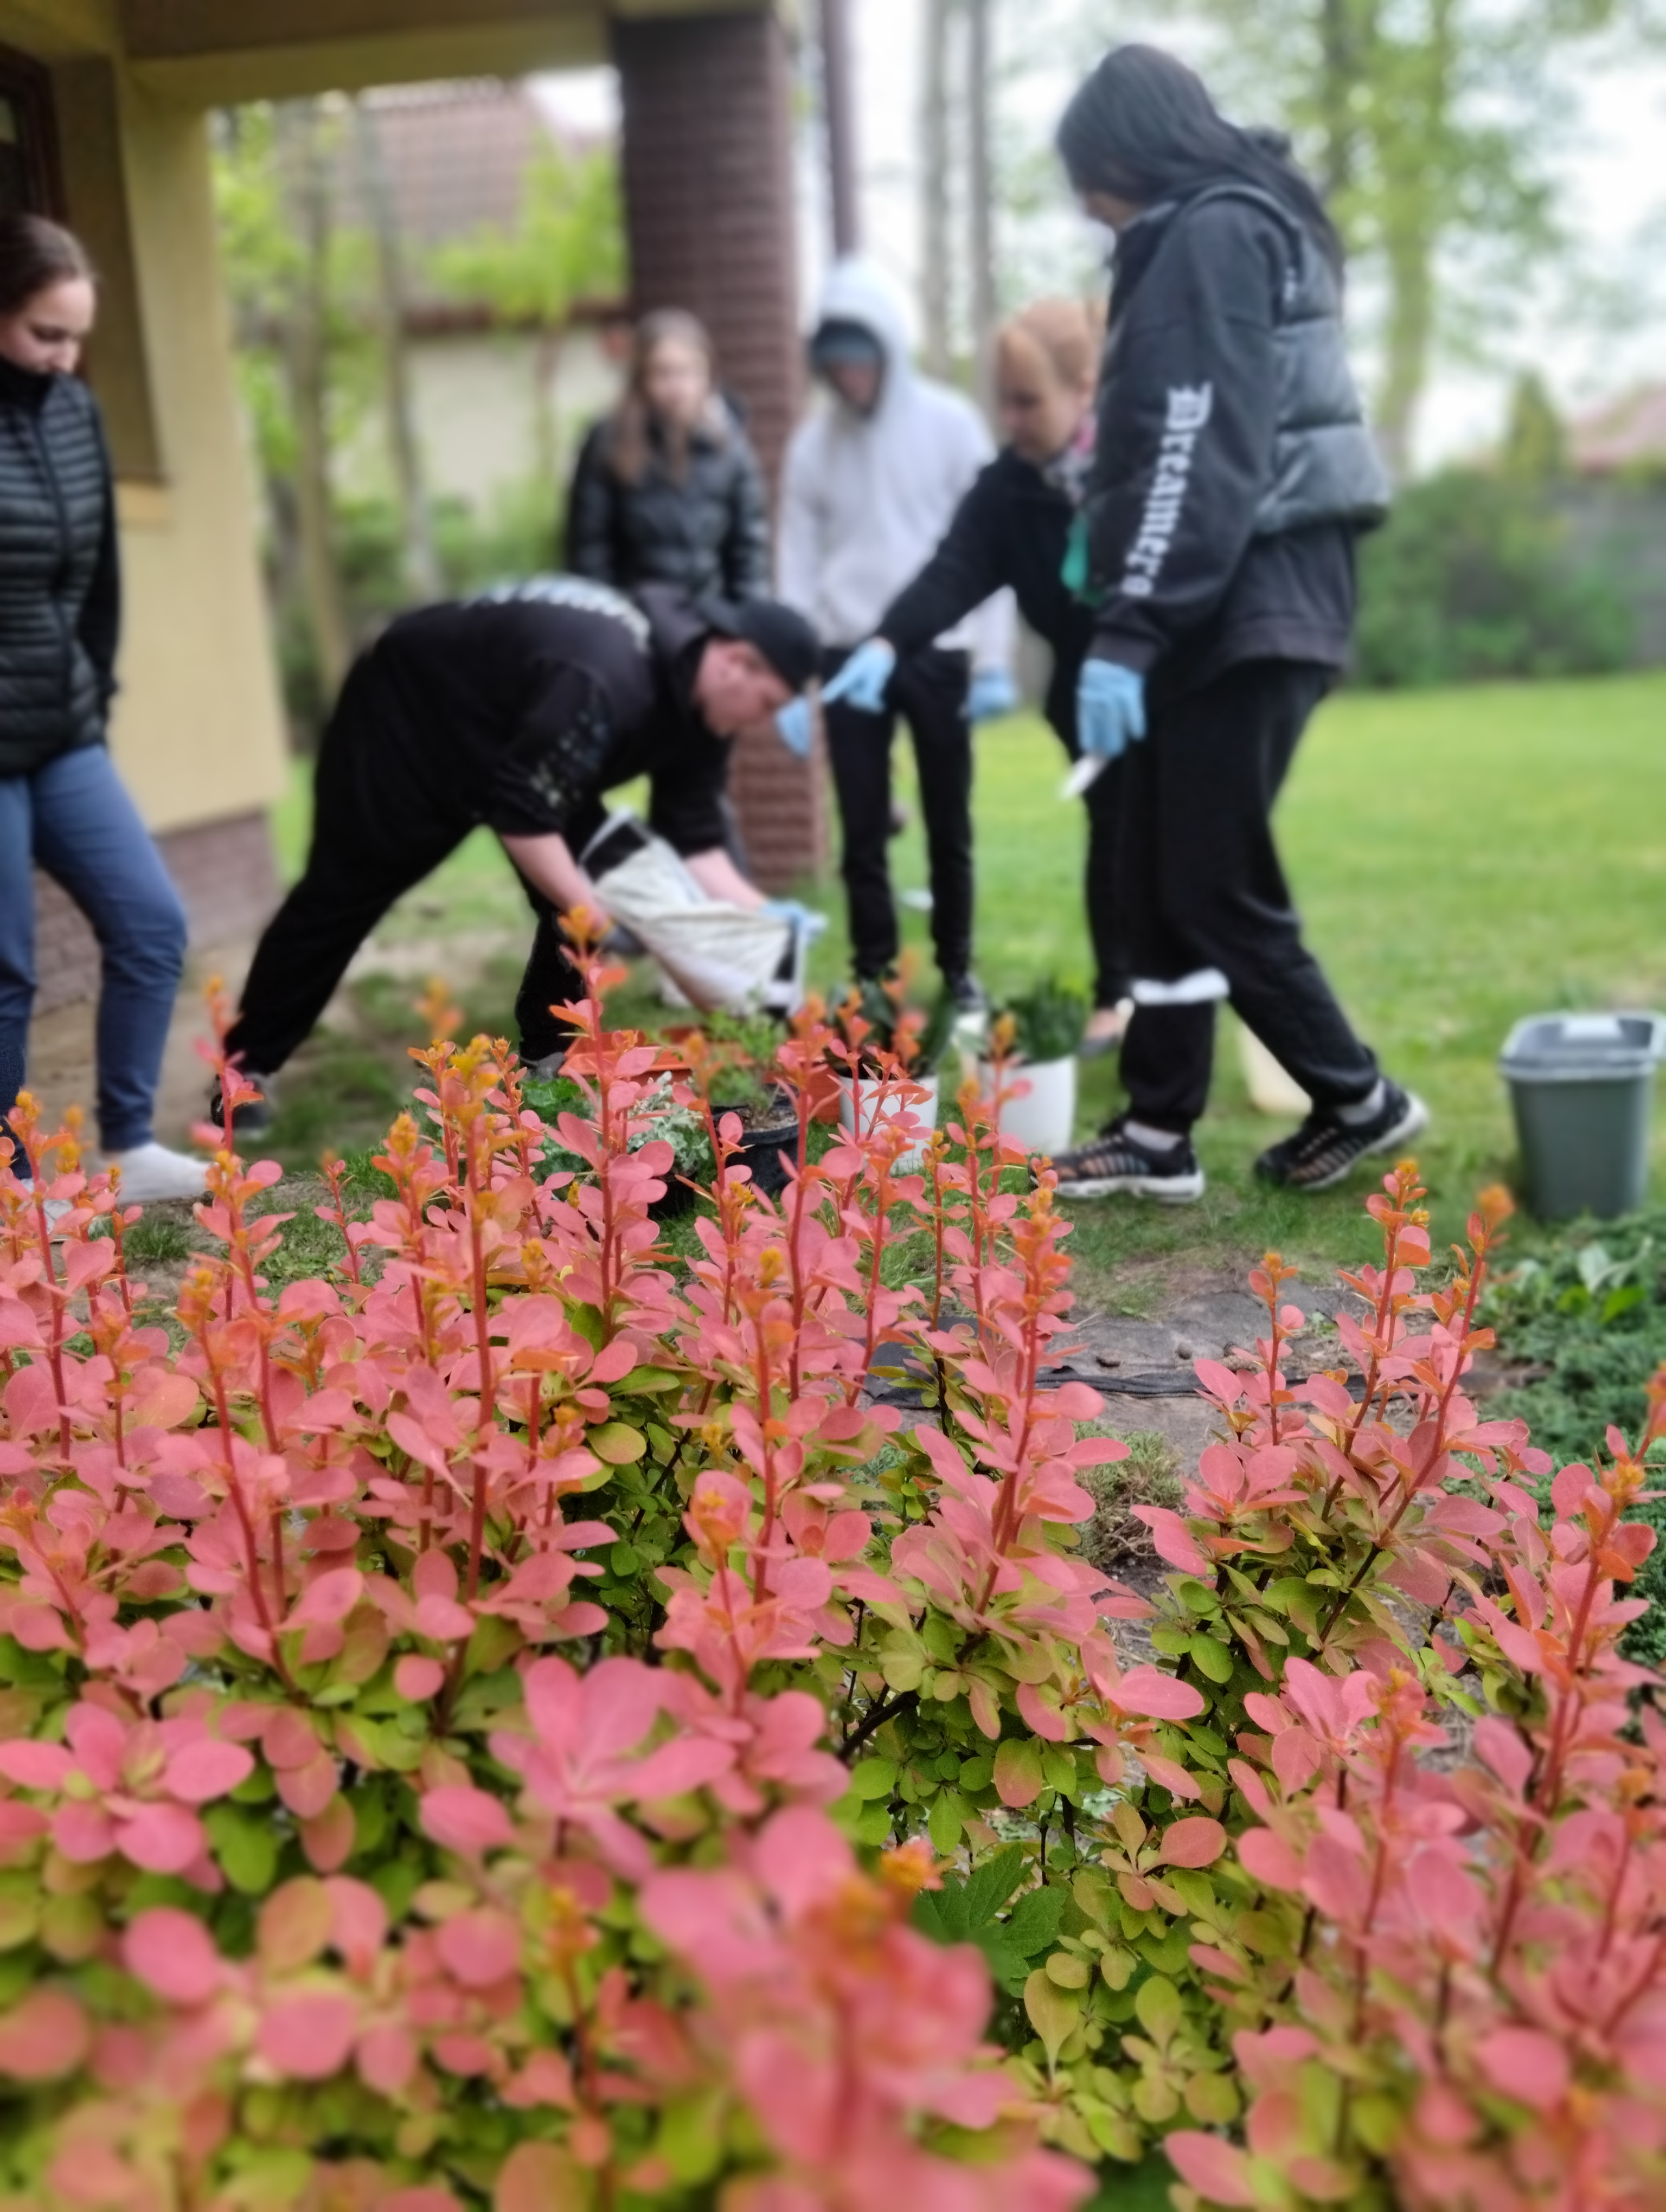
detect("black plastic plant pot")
[734,1117,799,1198]
[648,1174,699,1222]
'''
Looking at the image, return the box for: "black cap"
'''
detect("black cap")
[809,317,886,373]
[708,596,819,694]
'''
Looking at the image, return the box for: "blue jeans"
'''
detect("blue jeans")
[0,744,188,1162]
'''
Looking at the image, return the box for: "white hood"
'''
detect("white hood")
[777,258,1011,662]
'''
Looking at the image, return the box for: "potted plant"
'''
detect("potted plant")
[831,975,953,1170]
[978,978,1088,1156]
[523,1067,707,1218]
[693,1012,800,1197]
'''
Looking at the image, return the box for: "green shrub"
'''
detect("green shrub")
[1355,468,1633,687]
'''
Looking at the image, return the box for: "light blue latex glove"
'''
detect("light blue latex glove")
[968,667,1020,722]
[760,897,829,940]
[821,637,896,713]
[1076,659,1148,760]
[774,696,814,758]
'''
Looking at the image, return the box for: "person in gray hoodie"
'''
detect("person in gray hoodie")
[776,259,1014,1010]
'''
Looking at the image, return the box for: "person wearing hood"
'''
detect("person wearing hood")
[214,579,818,1126]
[1045,46,1424,1205]
[776,258,1014,1011]
[828,297,1133,1056]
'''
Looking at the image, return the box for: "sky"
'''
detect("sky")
[536,4,1666,469]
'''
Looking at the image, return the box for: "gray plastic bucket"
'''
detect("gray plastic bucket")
[1499,1012,1666,1221]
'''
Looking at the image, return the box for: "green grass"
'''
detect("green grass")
[266,670,1666,1296]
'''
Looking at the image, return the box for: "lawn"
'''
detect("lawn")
[267,667,1666,1301]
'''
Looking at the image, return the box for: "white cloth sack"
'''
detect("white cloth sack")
[581,814,805,1015]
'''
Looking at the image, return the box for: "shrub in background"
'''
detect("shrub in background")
[1354,468,1633,688]
[0,932,1662,2209]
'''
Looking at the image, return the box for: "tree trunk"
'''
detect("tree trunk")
[275,101,350,702]
[1370,0,1453,479]
[353,96,443,605]
[820,0,861,256]
[966,0,997,417]
[919,0,954,377]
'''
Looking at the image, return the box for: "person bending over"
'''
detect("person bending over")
[824,298,1135,1056]
[1047,45,1424,1203]
[216,580,816,1127]
[776,258,1015,1013]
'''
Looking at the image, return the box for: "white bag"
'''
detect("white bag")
[581,814,806,1016]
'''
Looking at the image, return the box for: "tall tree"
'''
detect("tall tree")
[1180,0,1625,475]
[966,0,999,414]
[919,0,956,376]
[351,96,443,605]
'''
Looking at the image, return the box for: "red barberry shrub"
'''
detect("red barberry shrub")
[0,936,1659,2211]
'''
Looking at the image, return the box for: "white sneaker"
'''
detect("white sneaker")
[104,1142,209,1203]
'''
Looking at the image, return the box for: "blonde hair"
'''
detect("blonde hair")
[995,298,1105,395]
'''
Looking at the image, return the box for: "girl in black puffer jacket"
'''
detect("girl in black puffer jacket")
[565,310,770,605]
[0,214,201,1203]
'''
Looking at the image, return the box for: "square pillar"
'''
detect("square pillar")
[613,7,826,892]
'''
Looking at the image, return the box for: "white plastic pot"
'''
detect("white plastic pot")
[837,1073,940,1171]
[976,1055,1078,1158]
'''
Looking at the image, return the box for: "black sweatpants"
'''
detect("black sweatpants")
[1116,658,1377,1133]
[1055,730,1130,1011]
[225,660,588,1077]
[823,645,973,981]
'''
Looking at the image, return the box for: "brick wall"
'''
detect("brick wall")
[31,808,279,1014]
[613,7,828,892]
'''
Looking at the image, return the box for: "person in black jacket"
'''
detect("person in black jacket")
[0,214,202,1204]
[835,298,1132,1051]
[216,581,816,1118]
[565,311,770,604]
[1046,45,1425,1203]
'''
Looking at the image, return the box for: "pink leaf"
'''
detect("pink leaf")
[395,1655,445,1702]
[115,1801,203,1874]
[1115,1666,1206,1721]
[1157,1816,1227,1868]
[437,1906,522,1988]
[1475,2026,1570,2110]
[257,1992,358,2080]
[1131,1506,1213,1574]
[164,1738,254,1805]
[629,1735,735,1801]
[1164,2130,1256,2207]
[1238,1827,1305,1892]
[0,1739,73,1790]
[357,2022,418,2095]
[286,1567,364,1631]
[0,1988,89,2081]
[421,1785,515,1855]
[300,1795,356,1874]
[124,1908,222,2005]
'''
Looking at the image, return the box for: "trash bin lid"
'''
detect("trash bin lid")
[1499,1011,1666,1080]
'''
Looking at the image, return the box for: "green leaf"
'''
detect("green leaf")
[1133,1972,1182,2053]
[1045,1949,1090,1989]
[204,1804,279,1896]
[609,1541,640,1577]
[960,1845,1026,1930]
[1041,1746,1078,1797]
[1005,1884,1068,1958]
[848,1757,898,1801]
[0,1874,39,1951]
[992,1737,1045,1807]
[1188,1633,1234,1684]
[1023,1967,1082,2068]
[586,1421,645,1466]
[851,1803,892,1846]
[927,1790,966,1853]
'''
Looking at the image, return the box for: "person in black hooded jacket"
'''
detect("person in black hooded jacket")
[215,580,817,1121]
[841,298,1131,1051]
[0,213,203,1204]
[565,310,770,604]
[1046,44,1426,1204]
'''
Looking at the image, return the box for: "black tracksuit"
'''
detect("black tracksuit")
[226,582,732,1075]
[877,448,1127,1008]
[1085,183,1390,1130]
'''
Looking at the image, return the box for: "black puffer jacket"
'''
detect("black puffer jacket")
[1086,183,1388,692]
[565,405,770,604]
[878,447,1098,747]
[0,356,119,777]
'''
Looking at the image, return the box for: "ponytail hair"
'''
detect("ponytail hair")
[0,212,95,318]
[1056,45,1343,278]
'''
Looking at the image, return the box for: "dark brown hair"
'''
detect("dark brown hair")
[0,213,94,318]
[604,307,722,487]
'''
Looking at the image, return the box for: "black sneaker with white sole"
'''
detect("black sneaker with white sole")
[1253,1079,1428,1192]
[207,1073,275,1139]
[1049,1117,1205,1203]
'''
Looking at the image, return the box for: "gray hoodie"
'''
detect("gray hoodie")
[776,258,1013,670]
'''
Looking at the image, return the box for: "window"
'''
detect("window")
[0,46,62,217]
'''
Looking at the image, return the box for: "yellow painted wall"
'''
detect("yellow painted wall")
[100,82,289,833]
